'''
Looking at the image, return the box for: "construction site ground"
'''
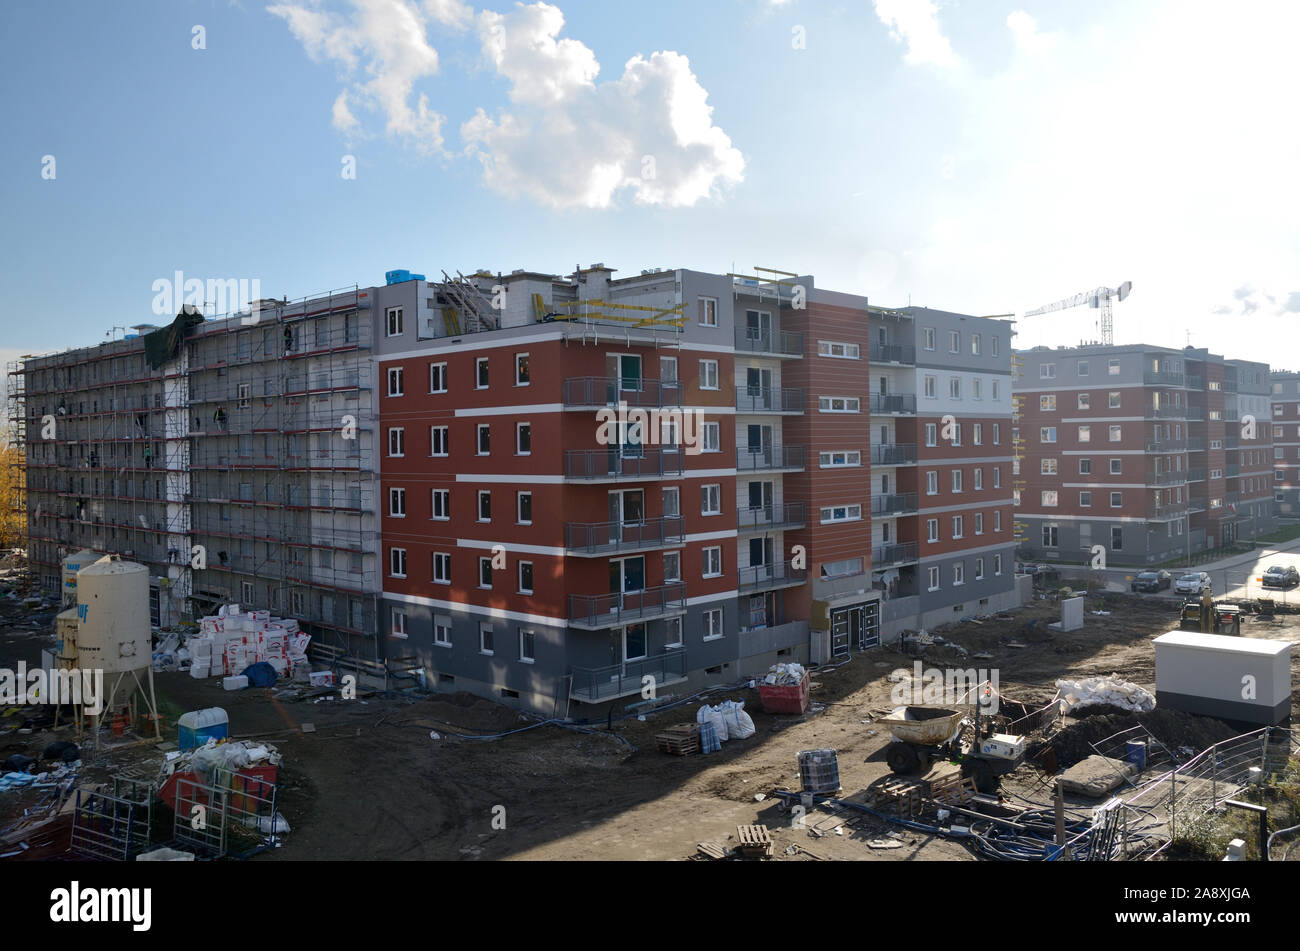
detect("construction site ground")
[5,588,1300,862]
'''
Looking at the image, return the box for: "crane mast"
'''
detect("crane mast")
[1021,281,1132,346]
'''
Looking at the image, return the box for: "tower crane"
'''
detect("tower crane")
[1021,281,1132,346]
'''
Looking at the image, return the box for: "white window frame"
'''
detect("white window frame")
[431,489,449,521]
[388,427,405,457]
[390,547,407,578]
[702,546,723,578]
[433,552,451,584]
[386,306,404,337]
[476,423,490,456]
[388,366,404,397]
[429,362,447,394]
[703,608,724,641]
[699,359,719,390]
[515,353,530,387]
[430,425,448,457]
[389,487,406,517]
[702,483,722,515]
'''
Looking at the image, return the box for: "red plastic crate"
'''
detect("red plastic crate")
[758,673,809,714]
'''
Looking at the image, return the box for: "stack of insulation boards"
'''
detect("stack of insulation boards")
[187,605,311,680]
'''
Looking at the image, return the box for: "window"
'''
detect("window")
[949,377,962,399]
[1107,392,1121,409]
[1042,490,1058,507]
[515,353,530,386]
[479,622,494,654]
[1110,491,1123,508]
[702,422,720,452]
[1110,458,1122,474]
[388,367,404,396]
[1079,458,1092,475]
[430,426,448,456]
[386,306,403,337]
[390,548,407,578]
[703,547,722,577]
[926,471,938,495]
[1109,425,1122,442]
[948,330,960,353]
[951,423,962,446]
[1077,392,1090,409]
[994,554,1003,576]
[819,451,862,467]
[953,563,965,585]
[662,487,679,518]
[973,379,982,400]
[476,357,489,389]
[1040,363,1057,379]
[476,424,490,455]
[433,552,451,584]
[703,608,724,640]
[663,551,681,583]
[432,616,451,647]
[518,561,534,594]
[924,375,937,399]
[1040,394,1056,412]
[818,396,860,412]
[391,609,407,639]
[820,504,862,523]
[927,566,940,591]
[971,334,981,355]
[699,297,717,326]
[699,360,719,390]
[389,487,406,517]
[388,427,405,457]
[1111,527,1123,551]
[1078,425,1091,443]
[818,341,860,359]
[1108,359,1121,375]
[516,423,531,455]
[952,470,963,492]
[1210,468,1223,479]
[993,467,1001,488]
[517,491,532,524]
[992,336,1000,357]
[994,511,1002,532]
[432,489,449,520]
[923,327,936,351]
[1040,427,1057,443]
[993,423,1000,444]
[925,423,937,447]
[975,512,984,534]
[477,490,491,522]
[429,362,447,393]
[702,484,721,515]
[975,557,985,580]
[519,628,535,663]
[1078,360,1089,377]
[952,515,964,538]
[1211,439,1223,450]
[927,518,939,543]
[1041,458,1057,475]
[237,383,251,409]
[1080,491,1092,507]
[1042,524,1059,547]
[992,380,1000,400]
[973,423,983,445]
[665,617,683,648]
[478,557,493,588]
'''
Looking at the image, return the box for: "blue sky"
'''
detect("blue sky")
[1,0,1297,369]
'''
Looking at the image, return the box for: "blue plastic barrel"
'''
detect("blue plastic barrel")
[1125,739,1147,769]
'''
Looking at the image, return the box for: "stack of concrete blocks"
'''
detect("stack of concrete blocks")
[187,604,311,680]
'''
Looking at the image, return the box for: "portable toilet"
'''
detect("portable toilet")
[177,708,229,750]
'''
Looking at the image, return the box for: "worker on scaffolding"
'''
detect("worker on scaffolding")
[143,446,152,469]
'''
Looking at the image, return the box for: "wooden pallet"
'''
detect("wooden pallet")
[929,774,977,806]
[655,723,700,756]
[735,824,774,858]
[868,778,925,818]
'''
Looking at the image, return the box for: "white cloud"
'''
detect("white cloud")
[269,0,447,153]
[1006,10,1059,54]
[423,0,473,30]
[462,3,744,208]
[873,0,958,68]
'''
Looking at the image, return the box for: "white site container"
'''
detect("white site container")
[1153,631,1293,726]
[75,557,151,675]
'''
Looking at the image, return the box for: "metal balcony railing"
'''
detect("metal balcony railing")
[1149,504,1189,521]
[1146,405,1187,419]
[871,393,917,415]
[1145,439,1188,453]
[734,385,804,414]
[873,541,919,568]
[735,328,804,357]
[562,377,682,409]
[1187,468,1206,482]
[737,502,805,532]
[564,448,686,481]
[1187,407,1206,420]
[1226,464,1240,477]
[1227,492,1241,504]
[568,651,689,703]
[1186,375,1204,390]
[736,445,804,471]
[738,560,807,593]
[1145,371,1186,387]
[871,443,918,466]
[869,343,916,365]
[565,516,685,555]
[1225,435,1240,448]
[1225,378,1239,393]
[567,582,687,629]
[1187,437,1206,451]
[871,492,919,516]
[1149,471,1188,487]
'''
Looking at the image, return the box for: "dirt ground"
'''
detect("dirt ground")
[5,587,1300,862]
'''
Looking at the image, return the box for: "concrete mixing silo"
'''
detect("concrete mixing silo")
[61,548,98,609]
[76,556,151,674]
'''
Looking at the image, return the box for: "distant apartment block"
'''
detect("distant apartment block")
[1271,371,1300,515]
[1012,344,1275,566]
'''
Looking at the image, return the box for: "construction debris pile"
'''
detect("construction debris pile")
[154,605,311,681]
[1056,675,1155,714]
[761,663,806,686]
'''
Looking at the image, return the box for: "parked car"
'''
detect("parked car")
[1174,571,1213,596]
[1130,570,1173,593]
[1261,565,1300,590]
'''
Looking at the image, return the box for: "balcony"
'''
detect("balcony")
[1145,439,1188,453]
[1146,405,1187,419]
[568,582,687,630]
[562,377,682,409]
[1187,468,1206,482]
[1187,499,1207,513]
[1225,378,1239,393]
[1187,437,1205,451]
[871,492,919,516]
[565,516,685,556]
[813,570,873,602]
[1225,435,1239,448]
[568,651,689,704]
[1185,375,1204,390]
[873,541,919,569]
[737,502,805,533]
[738,560,807,593]
[1227,492,1240,505]
[871,393,917,415]
[1226,463,1240,477]
[735,328,804,358]
[1148,504,1189,521]
[1149,471,1188,487]
[1145,371,1186,387]
[734,385,804,414]
[736,445,804,472]
[1187,407,1206,421]
[871,443,918,466]
[565,448,685,482]
[870,343,916,365]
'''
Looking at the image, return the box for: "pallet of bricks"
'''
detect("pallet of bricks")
[185,604,312,681]
[655,723,701,756]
